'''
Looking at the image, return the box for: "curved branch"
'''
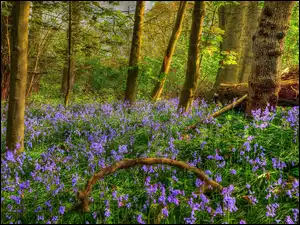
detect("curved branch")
[76,158,222,212]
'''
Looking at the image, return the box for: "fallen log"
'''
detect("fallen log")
[216,65,299,106]
[216,80,299,106]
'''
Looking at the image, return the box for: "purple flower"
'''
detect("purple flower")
[292,208,299,222]
[59,206,65,215]
[51,216,58,222]
[248,195,258,205]
[162,207,169,218]
[37,215,44,221]
[239,220,247,224]
[205,170,212,175]
[11,195,21,205]
[266,203,279,217]
[104,200,110,218]
[6,151,15,162]
[137,214,145,224]
[221,185,237,212]
[19,180,30,190]
[230,169,237,175]
[196,178,204,187]
[72,174,79,187]
[285,216,295,224]
[215,174,222,183]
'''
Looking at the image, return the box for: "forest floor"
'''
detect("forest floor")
[1,99,299,224]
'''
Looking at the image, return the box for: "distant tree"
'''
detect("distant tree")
[6,1,30,153]
[1,2,12,102]
[151,1,187,101]
[26,1,44,97]
[178,1,206,113]
[124,1,145,104]
[246,1,296,115]
[213,2,261,89]
[62,1,81,106]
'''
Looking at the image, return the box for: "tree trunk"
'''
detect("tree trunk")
[1,8,12,102]
[124,1,145,105]
[210,5,225,97]
[213,2,261,90]
[246,1,296,115]
[151,1,187,101]
[6,1,30,153]
[62,1,80,99]
[238,2,261,83]
[65,1,72,107]
[177,1,206,113]
[26,1,43,97]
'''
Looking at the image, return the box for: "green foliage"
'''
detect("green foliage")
[282,1,299,68]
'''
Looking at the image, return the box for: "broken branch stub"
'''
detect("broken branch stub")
[76,157,223,212]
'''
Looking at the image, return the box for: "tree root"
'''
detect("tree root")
[76,158,223,212]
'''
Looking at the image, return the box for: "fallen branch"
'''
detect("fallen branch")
[76,158,222,212]
[186,94,248,130]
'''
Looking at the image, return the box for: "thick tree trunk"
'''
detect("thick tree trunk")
[210,5,225,95]
[214,2,249,86]
[151,1,187,101]
[1,11,12,102]
[213,2,261,89]
[6,1,30,153]
[178,1,206,113]
[124,1,145,105]
[246,1,296,115]
[62,1,80,100]
[238,2,261,83]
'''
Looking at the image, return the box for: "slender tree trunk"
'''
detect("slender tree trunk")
[177,1,206,113]
[124,1,145,105]
[151,1,187,101]
[26,1,42,97]
[6,1,30,153]
[65,1,72,107]
[1,9,12,102]
[246,1,296,115]
[62,1,80,99]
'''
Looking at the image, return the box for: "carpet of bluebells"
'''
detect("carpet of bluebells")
[1,99,299,224]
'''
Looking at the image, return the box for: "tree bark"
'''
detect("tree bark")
[212,2,261,92]
[1,7,12,102]
[246,1,296,115]
[151,1,187,101]
[178,1,206,113]
[238,2,261,83]
[6,1,30,153]
[124,1,145,105]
